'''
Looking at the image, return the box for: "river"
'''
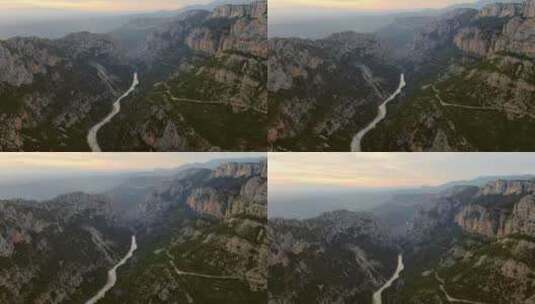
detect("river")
[87,72,139,152]
[372,254,404,304]
[351,73,406,152]
[85,235,138,304]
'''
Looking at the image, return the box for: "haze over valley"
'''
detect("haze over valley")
[0,0,266,152]
[269,153,535,303]
[268,0,535,151]
[0,153,267,303]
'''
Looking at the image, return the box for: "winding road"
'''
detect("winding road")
[351,73,406,152]
[87,72,139,152]
[435,272,487,304]
[86,235,138,304]
[431,86,495,111]
[372,254,404,304]
[165,251,239,280]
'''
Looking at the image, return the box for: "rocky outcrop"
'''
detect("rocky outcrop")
[210,1,266,19]
[454,204,510,237]
[478,179,535,196]
[524,0,535,18]
[452,1,535,59]
[211,161,265,178]
[452,180,535,238]
[478,3,523,18]
[0,38,60,86]
[186,187,226,218]
[511,195,535,236]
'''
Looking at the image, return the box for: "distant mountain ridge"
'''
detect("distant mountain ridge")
[0,0,255,40]
[0,157,266,200]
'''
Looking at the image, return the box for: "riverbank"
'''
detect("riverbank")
[87,72,139,152]
[351,73,406,152]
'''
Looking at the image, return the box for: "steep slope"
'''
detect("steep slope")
[99,1,268,152]
[269,210,398,303]
[365,0,535,151]
[0,193,132,303]
[0,160,267,303]
[268,32,400,151]
[96,160,268,303]
[0,1,267,152]
[392,179,535,303]
[0,33,132,151]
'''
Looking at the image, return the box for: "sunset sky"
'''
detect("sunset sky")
[0,0,211,12]
[271,0,476,11]
[269,153,535,190]
[270,0,480,23]
[0,152,264,182]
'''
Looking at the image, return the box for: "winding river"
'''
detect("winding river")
[372,254,404,304]
[351,73,406,152]
[87,72,139,152]
[85,235,138,304]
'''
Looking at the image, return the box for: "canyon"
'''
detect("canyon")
[0,1,267,152]
[0,159,267,303]
[270,178,535,303]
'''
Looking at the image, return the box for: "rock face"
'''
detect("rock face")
[453,8,535,59]
[412,1,535,60]
[478,179,535,196]
[453,180,535,238]
[0,31,131,151]
[212,161,266,178]
[409,179,535,240]
[524,0,535,18]
[270,210,398,303]
[479,3,523,18]
[0,195,131,303]
[402,179,535,303]
[365,0,535,152]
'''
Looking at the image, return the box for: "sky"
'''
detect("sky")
[269,153,535,191]
[0,152,264,183]
[270,0,478,23]
[271,0,475,11]
[0,0,213,13]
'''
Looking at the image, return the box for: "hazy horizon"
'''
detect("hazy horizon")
[0,0,214,15]
[270,0,487,24]
[269,153,535,191]
[268,152,535,219]
[0,152,264,184]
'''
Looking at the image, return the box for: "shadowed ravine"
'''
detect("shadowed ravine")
[372,254,404,304]
[351,73,406,152]
[87,72,139,152]
[85,235,138,304]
